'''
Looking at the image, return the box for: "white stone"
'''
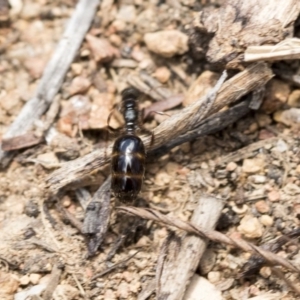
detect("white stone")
[184,275,222,300]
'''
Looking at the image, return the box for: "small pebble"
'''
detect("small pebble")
[283,182,300,195]
[71,63,83,75]
[19,275,30,286]
[247,122,258,133]
[86,35,119,63]
[116,5,136,22]
[237,215,263,238]
[62,195,72,208]
[111,19,126,32]
[104,289,116,300]
[199,249,216,275]
[109,34,122,47]
[165,162,180,176]
[180,142,191,153]
[154,171,171,186]
[201,162,209,169]
[185,275,222,300]
[276,139,288,152]
[24,57,46,79]
[267,190,280,202]
[226,162,237,172]
[242,158,265,174]
[153,66,171,83]
[249,175,267,184]
[295,165,300,174]
[21,2,41,19]
[260,215,273,226]
[68,76,91,96]
[183,70,219,107]
[207,271,221,283]
[37,152,59,166]
[261,79,290,113]
[232,204,248,214]
[122,271,133,283]
[129,280,141,294]
[255,113,272,127]
[259,266,271,278]
[116,281,130,299]
[287,89,300,107]
[0,272,19,295]
[273,108,300,126]
[136,236,151,247]
[255,200,270,213]
[29,273,41,285]
[258,129,276,140]
[144,30,188,57]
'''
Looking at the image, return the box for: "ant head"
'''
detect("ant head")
[121,87,140,101]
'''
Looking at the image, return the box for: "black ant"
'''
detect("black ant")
[110,87,152,203]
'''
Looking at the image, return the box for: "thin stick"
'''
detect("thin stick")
[46,63,273,194]
[0,0,100,167]
[156,195,224,300]
[118,206,300,274]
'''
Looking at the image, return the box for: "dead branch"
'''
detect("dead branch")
[156,195,224,300]
[192,0,300,67]
[0,0,100,167]
[118,206,300,275]
[46,63,273,194]
[153,96,251,155]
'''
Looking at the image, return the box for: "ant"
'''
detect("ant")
[110,87,153,203]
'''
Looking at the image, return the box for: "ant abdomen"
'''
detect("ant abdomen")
[111,135,145,202]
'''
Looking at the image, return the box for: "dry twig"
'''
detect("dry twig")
[118,206,300,275]
[46,63,273,194]
[0,0,100,167]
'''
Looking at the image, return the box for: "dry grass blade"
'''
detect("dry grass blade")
[118,207,300,275]
[46,63,273,194]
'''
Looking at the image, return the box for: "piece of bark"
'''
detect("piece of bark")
[0,0,100,167]
[46,63,273,194]
[192,0,300,67]
[156,195,224,300]
[82,178,111,257]
[1,132,44,151]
